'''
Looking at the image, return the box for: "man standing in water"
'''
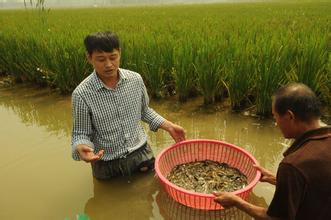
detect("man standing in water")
[214,83,331,220]
[71,31,185,179]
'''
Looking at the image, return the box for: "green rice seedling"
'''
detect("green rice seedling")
[0,34,23,80]
[224,50,256,110]
[193,40,224,105]
[286,34,329,102]
[160,38,176,97]
[17,37,49,85]
[140,37,167,99]
[120,35,145,77]
[172,40,197,102]
[255,42,290,116]
[324,50,331,107]
[51,43,91,93]
[122,35,170,99]
[0,34,46,84]
[0,36,22,80]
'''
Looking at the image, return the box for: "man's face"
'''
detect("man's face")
[272,101,296,139]
[88,49,121,80]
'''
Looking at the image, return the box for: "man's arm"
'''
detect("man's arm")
[139,78,166,131]
[71,92,103,161]
[216,164,306,220]
[254,165,276,185]
[139,78,185,141]
[159,120,185,143]
[214,192,281,220]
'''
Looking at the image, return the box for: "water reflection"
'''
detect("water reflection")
[85,172,158,220]
[0,85,71,136]
[84,172,266,220]
[156,189,248,220]
[155,171,268,220]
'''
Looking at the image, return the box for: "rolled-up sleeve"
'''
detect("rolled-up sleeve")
[71,91,94,161]
[140,79,165,131]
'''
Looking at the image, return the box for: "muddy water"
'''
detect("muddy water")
[0,84,290,220]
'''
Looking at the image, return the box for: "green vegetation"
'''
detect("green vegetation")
[0,2,330,115]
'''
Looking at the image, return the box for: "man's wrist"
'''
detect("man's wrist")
[160,120,172,131]
[270,177,277,185]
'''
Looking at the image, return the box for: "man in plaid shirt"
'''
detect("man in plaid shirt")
[71,31,185,179]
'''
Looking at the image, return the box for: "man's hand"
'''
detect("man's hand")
[214,192,274,220]
[253,164,276,185]
[160,120,186,142]
[76,145,104,162]
[213,192,241,208]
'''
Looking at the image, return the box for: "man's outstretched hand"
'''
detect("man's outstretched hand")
[77,145,104,162]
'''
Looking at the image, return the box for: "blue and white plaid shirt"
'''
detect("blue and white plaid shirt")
[71,68,165,161]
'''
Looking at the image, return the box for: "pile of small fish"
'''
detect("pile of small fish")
[167,160,248,194]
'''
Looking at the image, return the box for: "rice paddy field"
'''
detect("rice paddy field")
[0,1,330,115]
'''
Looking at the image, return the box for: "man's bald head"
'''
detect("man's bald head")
[273,83,321,122]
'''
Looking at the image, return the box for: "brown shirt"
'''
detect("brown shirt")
[267,126,331,220]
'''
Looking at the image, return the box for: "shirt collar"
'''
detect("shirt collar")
[283,126,331,157]
[92,68,128,91]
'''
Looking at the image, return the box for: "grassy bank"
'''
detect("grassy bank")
[0,2,330,115]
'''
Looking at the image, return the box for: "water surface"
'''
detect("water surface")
[0,84,290,220]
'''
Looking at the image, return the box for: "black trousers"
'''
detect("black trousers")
[91,143,155,180]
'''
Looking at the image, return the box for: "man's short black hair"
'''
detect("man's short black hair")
[273,83,321,122]
[84,31,120,55]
